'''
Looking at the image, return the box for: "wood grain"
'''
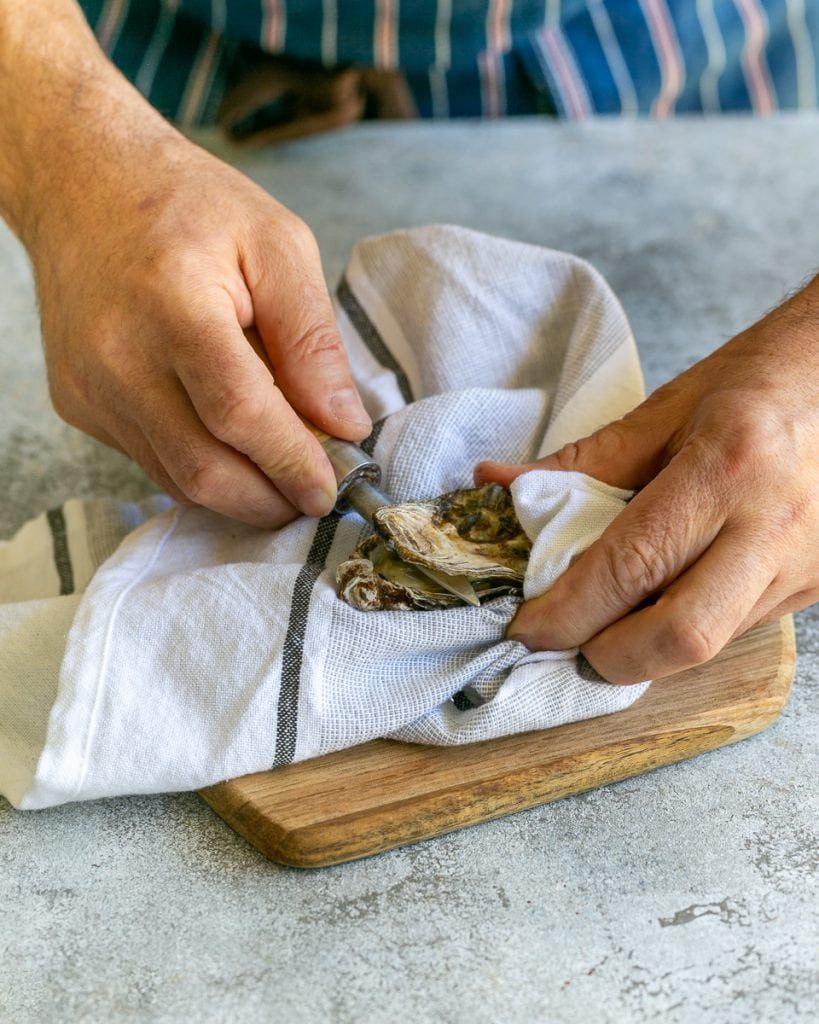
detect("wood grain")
[200,616,795,868]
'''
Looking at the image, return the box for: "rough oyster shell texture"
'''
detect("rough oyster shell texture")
[336,483,531,611]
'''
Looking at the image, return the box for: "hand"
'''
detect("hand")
[32,133,370,527]
[0,3,371,528]
[476,281,819,683]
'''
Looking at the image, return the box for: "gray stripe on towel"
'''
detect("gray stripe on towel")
[273,514,341,767]
[271,416,387,767]
[46,506,75,596]
[273,274,407,765]
[337,275,414,404]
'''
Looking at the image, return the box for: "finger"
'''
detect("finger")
[71,409,188,501]
[111,421,189,503]
[247,219,372,441]
[173,305,339,517]
[474,458,549,489]
[73,421,122,452]
[720,497,818,638]
[507,442,725,651]
[136,376,301,529]
[581,525,776,684]
[730,584,819,639]
[50,392,125,455]
[475,406,671,491]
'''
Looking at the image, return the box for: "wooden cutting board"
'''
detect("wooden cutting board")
[200,616,795,868]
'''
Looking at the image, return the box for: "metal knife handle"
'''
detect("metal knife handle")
[301,420,381,510]
[342,479,394,522]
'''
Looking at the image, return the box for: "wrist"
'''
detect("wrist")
[774,274,819,363]
[0,1,177,248]
[24,90,181,256]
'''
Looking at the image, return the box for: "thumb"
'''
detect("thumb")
[474,401,675,491]
[250,218,372,441]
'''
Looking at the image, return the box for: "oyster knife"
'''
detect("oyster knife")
[312,430,481,608]
[344,479,481,607]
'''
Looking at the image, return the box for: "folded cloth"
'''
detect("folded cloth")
[0,225,649,810]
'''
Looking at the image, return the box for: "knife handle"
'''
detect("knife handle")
[301,419,381,509]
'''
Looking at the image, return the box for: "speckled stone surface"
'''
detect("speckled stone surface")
[1,117,817,1024]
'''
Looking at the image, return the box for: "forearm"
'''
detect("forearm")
[0,0,174,245]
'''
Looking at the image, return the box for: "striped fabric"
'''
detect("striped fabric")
[0,225,650,808]
[79,1,819,125]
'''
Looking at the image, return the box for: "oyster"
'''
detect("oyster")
[336,483,531,611]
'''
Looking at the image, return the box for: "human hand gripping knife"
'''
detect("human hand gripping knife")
[307,423,481,606]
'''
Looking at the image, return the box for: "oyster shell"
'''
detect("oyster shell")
[336,483,531,611]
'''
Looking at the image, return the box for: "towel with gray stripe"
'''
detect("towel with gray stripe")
[0,225,649,809]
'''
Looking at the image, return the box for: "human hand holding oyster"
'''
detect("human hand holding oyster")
[476,280,819,685]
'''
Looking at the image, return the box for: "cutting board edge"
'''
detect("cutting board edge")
[230,724,739,868]
[200,616,796,869]
[199,785,293,864]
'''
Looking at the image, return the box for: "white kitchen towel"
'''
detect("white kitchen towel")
[0,224,649,810]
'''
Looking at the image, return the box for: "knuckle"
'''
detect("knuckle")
[786,492,814,530]
[207,387,267,444]
[269,434,316,481]
[602,533,669,605]
[553,441,583,472]
[177,459,226,507]
[48,371,88,428]
[289,322,345,362]
[551,424,629,477]
[771,490,814,535]
[725,427,767,476]
[704,400,780,480]
[48,380,73,423]
[585,651,650,686]
[139,456,183,500]
[283,214,318,253]
[658,615,721,668]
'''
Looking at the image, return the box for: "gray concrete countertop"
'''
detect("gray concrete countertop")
[1,117,817,1023]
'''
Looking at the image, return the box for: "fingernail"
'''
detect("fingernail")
[301,483,337,518]
[473,461,492,484]
[329,388,371,429]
